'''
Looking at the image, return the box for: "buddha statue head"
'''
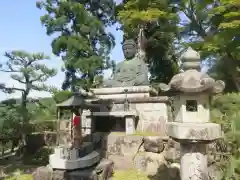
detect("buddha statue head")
[122,39,137,60]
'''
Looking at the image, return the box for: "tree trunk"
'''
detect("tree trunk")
[225,53,240,92]
[1,142,4,156]
[19,91,29,155]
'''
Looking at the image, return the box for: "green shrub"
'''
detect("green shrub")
[211,93,240,179]
[24,146,53,165]
[53,91,72,103]
[30,120,57,132]
[6,174,33,180]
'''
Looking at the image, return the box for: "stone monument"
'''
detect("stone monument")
[103,28,149,87]
[160,47,225,180]
[80,28,169,136]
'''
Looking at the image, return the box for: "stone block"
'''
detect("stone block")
[134,102,168,112]
[91,86,151,95]
[167,122,222,141]
[134,152,167,176]
[95,93,149,99]
[33,166,98,180]
[125,116,136,135]
[121,135,143,156]
[49,151,100,170]
[164,148,180,163]
[92,111,138,117]
[143,120,167,135]
[143,137,165,153]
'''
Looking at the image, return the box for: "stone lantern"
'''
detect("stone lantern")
[160,47,225,180]
[49,92,100,170]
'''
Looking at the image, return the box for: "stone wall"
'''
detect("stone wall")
[90,132,221,180]
[90,132,180,179]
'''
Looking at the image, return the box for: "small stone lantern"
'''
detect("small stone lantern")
[49,92,100,170]
[160,47,225,180]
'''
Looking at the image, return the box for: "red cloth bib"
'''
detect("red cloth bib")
[73,116,81,127]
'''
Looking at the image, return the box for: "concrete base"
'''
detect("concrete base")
[49,149,100,170]
[167,122,222,141]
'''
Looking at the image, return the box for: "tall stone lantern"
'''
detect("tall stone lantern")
[160,47,225,179]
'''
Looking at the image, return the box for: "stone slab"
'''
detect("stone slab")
[95,93,150,99]
[49,151,100,170]
[167,122,222,141]
[91,86,151,95]
[92,111,138,117]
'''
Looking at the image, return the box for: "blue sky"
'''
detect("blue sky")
[0,0,124,100]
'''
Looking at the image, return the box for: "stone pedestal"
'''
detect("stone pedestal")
[33,159,114,180]
[167,122,222,180]
[180,143,208,180]
[49,146,100,170]
[86,86,169,134]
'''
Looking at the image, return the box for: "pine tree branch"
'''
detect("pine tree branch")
[0,84,25,93]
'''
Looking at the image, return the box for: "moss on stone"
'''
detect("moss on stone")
[133,131,160,136]
[109,131,160,137]
[5,174,33,180]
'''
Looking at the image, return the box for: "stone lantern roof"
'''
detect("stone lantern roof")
[159,47,225,94]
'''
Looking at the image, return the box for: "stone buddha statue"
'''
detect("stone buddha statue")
[103,28,149,87]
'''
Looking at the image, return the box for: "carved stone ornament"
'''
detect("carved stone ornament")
[158,47,225,94]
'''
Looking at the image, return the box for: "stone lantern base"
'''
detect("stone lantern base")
[49,146,100,170]
[167,122,222,141]
[33,158,114,180]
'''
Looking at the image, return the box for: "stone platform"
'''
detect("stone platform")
[49,150,100,170]
[82,86,169,135]
[33,159,114,180]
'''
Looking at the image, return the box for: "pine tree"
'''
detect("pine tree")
[0,50,57,147]
[37,0,116,91]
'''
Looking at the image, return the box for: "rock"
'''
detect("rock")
[98,159,114,180]
[167,138,180,151]
[108,155,134,170]
[134,153,147,172]
[107,136,124,155]
[32,166,52,180]
[143,152,167,176]
[143,137,165,153]
[208,164,223,180]
[33,165,99,180]
[168,163,180,179]
[164,147,180,163]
